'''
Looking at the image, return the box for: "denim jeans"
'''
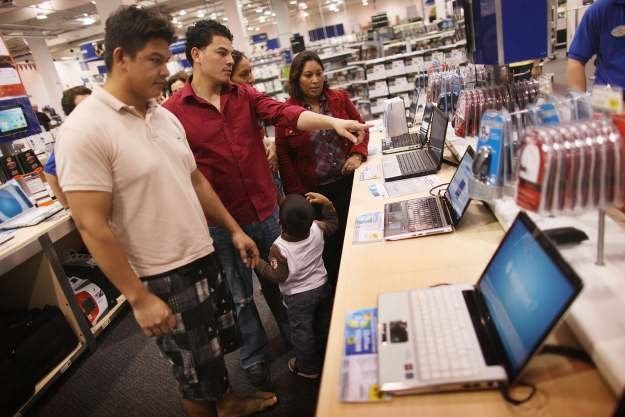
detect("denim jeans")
[210,207,291,369]
[283,283,331,374]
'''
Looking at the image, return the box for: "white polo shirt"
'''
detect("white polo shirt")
[56,86,214,277]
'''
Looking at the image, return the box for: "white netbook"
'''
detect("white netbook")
[377,212,583,395]
[0,180,63,230]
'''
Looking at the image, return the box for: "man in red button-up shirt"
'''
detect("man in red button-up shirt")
[163,20,368,387]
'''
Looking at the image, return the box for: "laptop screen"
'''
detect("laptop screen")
[419,103,433,137]
[0,181,34,223]
[477,213,582,379]
[428,107,448,159]
[446,147,474,224]
[0,106,29,136]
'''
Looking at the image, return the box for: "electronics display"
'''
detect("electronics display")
[477,213,579,375]
[0,106,28,136]
[516,119,623,213]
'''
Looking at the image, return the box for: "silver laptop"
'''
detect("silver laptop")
[377,212,583,395]
[0,180,63,230]
[384,147,474,240]
[382,106,448,182]
[382,103,434,155]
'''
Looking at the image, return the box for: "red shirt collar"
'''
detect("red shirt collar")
[178,77,237,103]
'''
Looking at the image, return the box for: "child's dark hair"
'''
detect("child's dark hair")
[279,194,314,239]
[103,6,175,72]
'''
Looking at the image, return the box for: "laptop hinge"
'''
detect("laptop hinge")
[462,290,501,367]
[440,196,454,227]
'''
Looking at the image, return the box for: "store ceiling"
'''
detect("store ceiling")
[0,0,360,60]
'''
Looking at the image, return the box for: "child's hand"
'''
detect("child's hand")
[305,192,331,206]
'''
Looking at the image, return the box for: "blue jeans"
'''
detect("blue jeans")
[210,207,291,369]
[284,283,331,374]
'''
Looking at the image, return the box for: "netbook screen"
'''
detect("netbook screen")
[477,218,576,375]
[428,108,447,157]
[446,150,473,221]
[0,182,33,223]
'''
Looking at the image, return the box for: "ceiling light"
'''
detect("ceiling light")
[256,7,263,13]
[211,13,217,19]
[91,1,96,3]
[197,11,205,17]
[36,12,47,20]
[259,16,266,22]
[179,10,186,16]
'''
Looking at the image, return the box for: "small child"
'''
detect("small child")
[255,192,338,379]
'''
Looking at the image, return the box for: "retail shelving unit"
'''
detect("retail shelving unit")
[1,214,128,417]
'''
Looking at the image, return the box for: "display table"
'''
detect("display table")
[0,211,127,417]
[315,127,617,417]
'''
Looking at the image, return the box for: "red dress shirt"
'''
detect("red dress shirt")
[164,81,305,225]
[275,88,369,194]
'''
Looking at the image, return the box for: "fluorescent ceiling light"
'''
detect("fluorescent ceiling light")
[256,7,263,13]
[179,10,186,16]
[80,16,96,25]
[36,13,47,19]
[197,11,205,17]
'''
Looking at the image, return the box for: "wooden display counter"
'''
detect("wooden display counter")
[315,130,617,417]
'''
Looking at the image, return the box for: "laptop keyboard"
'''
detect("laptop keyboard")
[405,197,445,231]
[397,151,434,175]
[411,286,483,381]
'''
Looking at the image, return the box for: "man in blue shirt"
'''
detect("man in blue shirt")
[567,0,625,91]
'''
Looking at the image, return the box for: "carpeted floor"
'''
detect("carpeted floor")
[25,276,321,417]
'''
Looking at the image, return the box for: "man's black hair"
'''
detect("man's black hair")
[279,194,315,239]
[185,20,233,64]
[104,6,175,72]
[61,86,92,116]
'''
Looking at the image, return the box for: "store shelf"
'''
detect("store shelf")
[254,74,280,83]
[349,40,467,66]
[319,49,357,62]
[332,79,369,90]
[13,342,86,417]
[325,65,363,76]
[389,84,415,95]
[0,212,72,276]
[369,91,389,100]
[91,294,127,337]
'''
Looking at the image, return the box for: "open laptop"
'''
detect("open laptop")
[382,103,434,154]
[0,180,63,230]
[377,211,584,395]
[384,146,474,240]
[382,106,448,182]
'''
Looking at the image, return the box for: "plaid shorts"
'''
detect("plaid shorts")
[142,253,241,402]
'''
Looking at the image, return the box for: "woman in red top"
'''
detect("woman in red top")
[276,51,369,286]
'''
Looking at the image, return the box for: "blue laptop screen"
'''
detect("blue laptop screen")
[446,151,473,221]
[0,182,33,223]
[478,219,576,374]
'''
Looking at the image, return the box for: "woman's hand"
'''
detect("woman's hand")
[341,154,363,175]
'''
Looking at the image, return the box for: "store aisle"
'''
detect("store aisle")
[26,277,321,417]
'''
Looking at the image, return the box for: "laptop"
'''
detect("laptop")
[384,146,475,240]
[377,211,584,395]
[382,103,434,155]
[382,106,448,182]
[0,180,63,230]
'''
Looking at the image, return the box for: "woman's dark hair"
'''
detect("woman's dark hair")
[167,71,188,94]
[231,49,247,73]
[61,86,92,116]
[185,20,233,64]
[288,50,328,103]
[279,194,314,239]
[103,6,175,72]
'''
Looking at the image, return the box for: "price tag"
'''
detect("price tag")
[591,85,624,113]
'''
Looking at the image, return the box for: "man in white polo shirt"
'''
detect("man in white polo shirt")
[56,6,277,417]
